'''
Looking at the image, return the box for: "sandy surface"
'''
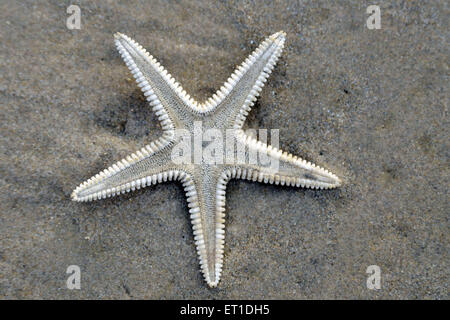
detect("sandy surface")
[0,0,448,299]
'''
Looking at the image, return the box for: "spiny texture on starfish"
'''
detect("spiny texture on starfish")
[71,31,341,287]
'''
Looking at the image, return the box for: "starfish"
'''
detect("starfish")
[71,31,341,287]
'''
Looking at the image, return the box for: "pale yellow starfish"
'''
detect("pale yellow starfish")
[71,31,341,287]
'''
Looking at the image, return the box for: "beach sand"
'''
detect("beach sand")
[0,0,447,298]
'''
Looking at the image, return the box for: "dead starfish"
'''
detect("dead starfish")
[71,31,341,287]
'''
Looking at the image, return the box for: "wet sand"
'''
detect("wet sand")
[0,1,447,298]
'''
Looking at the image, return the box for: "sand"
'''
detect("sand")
[0,0,447,299]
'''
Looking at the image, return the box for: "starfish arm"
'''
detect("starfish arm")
[232,132,341,189]
[186,168,227,287]
[208,31,286,128]
[114,33,196,128]
[71,141,180,202]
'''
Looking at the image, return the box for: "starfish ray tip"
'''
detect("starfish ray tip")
[114,32,123,39]
[70,191,78,201]
[270,30,286,41]
[207,280,219,288]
